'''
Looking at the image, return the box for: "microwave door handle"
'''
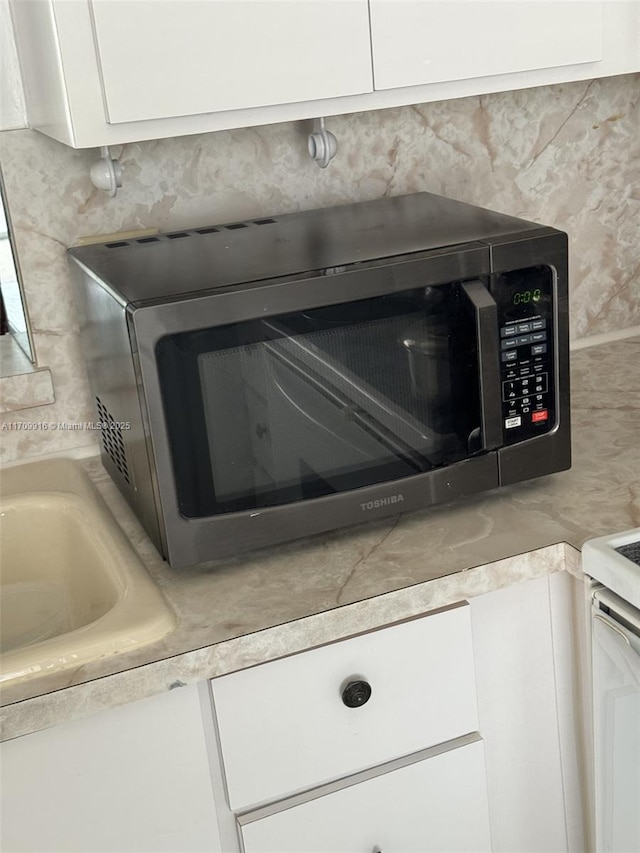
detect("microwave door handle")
[461,280,502,451]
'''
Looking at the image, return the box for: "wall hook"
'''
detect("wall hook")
[90,146,123,197]
[308,118,338,169]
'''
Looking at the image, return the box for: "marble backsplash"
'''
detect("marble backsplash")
[0,73,638,463]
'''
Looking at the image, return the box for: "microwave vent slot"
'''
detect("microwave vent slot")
[99,218,279,250]
[95,397,131,485]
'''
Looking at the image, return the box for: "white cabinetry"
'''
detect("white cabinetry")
[470,571,589,853]
[9,0,639,149]
[211,602,478,809]
[369,1,603,91]
[0,685,222,853]
[209,602,492,852]
[89,0,373,124]
[238,738,491,853]
[0,571,588,853]
[9,0,373,147]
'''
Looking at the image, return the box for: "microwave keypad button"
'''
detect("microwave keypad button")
[502,374,548,402]
[501,337,520,350]
[502,381,517,401]
[534,374,548,393]
[501,311,552,432]
[515,334,532,346]
[501,325,518,337]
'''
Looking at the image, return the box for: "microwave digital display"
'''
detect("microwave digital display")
[492,265,555,446]
[512,288,542,305]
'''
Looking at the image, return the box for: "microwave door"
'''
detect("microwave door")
[239,344,424,498]
[265,343,429,472]
[265,338,446,457]
[159,281,494,520]
[261,317,459,465]
[198,337,423,506]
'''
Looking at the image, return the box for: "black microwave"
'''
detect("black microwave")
[69,192,570,568]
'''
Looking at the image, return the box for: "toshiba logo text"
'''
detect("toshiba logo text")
[360,494,405,511]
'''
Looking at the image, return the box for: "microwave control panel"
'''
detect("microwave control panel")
[492,266,556,445]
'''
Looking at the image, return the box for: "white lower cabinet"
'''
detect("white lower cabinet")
[0,684,222,853]
[211,602,478,810]
[208,575,587,853]
[209,603,491,852]
[1,573,587,853]
[238,738,491,853]
[469,571,589,853]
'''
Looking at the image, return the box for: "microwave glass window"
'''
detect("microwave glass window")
[156,285,484,518]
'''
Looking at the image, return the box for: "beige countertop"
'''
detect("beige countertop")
[1,336,638,740]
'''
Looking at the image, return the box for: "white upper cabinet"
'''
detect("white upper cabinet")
[369,1,603,90]
[9,0,374,147]
[8,0,638,149]
[89,0,373,124]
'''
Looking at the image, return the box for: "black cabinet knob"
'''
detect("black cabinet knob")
[341,679,372,708]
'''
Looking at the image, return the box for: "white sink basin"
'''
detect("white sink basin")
[0,458,175,688]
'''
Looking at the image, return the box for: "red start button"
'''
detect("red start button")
[532,410,548,423]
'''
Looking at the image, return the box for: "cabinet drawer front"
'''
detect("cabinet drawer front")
[239,738,491,853]
[211,603,478,809]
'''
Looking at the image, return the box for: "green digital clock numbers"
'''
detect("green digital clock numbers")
[513,288,542,306]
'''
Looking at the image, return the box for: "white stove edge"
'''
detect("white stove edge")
[583,527,640,612]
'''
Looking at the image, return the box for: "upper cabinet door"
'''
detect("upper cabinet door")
[89,0,374,124]
[369,1,603,91]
